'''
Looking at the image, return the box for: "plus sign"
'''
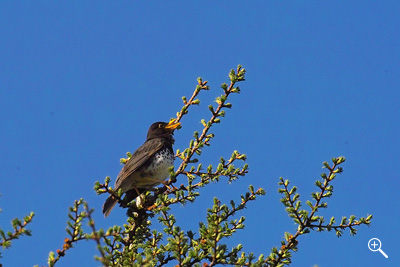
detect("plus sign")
[371,241,378,249]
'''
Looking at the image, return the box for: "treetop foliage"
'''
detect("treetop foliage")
[1,66,372,267]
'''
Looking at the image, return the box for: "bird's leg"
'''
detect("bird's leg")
[131,186,147,208]
[143,177,178,192]
[120,187,142,207]
[160,180,178,191]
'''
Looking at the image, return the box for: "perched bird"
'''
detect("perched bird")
[103,120,180,217]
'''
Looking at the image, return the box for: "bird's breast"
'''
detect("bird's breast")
[137,148,174,187]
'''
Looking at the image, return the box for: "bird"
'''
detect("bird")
[103,120,181,217]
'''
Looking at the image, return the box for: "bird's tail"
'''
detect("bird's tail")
[103,196,117,217]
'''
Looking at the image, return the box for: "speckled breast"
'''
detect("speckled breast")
[137,148,174,187]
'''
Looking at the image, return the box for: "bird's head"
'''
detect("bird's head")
[146,120,181,141]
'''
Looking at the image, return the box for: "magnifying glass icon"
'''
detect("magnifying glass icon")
[368,238,388,258]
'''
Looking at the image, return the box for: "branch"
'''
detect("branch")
[171,66,246,184]
[45,199,122,267]
[266,157,373,266]
[0,211,34,254]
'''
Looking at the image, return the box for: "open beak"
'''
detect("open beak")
[165,120,181,131]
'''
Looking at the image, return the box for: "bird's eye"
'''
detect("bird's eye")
[158,123,163,128]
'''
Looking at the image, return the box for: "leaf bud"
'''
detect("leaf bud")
[231,87,241,93]
[223,103,232,108]
[336,156,346,164]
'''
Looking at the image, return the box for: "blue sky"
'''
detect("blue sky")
[1,2,399,266]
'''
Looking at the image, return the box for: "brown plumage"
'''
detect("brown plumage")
[103,120,180,217]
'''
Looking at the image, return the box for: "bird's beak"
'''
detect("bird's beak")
[165,120,181,131]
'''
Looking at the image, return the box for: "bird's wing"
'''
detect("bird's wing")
[114,138,164,189]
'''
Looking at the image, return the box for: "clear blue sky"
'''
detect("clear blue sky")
[1,2,399,266]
